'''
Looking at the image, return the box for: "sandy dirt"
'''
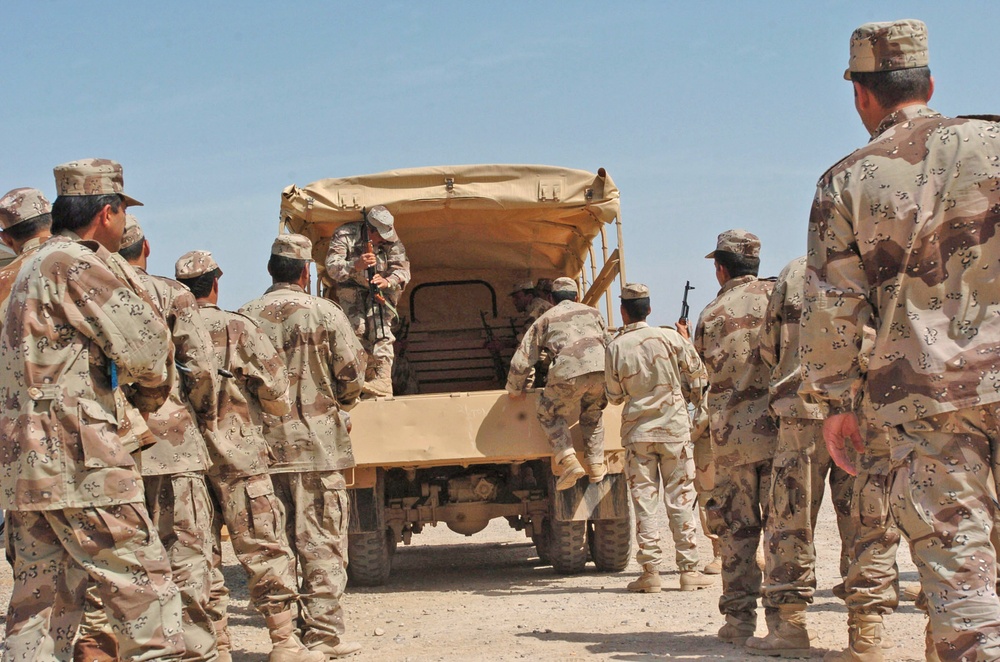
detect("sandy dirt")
[0,498,926,661]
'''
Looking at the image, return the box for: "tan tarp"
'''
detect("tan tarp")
[279,164,619,283]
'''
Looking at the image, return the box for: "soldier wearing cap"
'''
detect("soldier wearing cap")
[0,188,53,328]
[507,276,610,490]
[324,206,410,398]
[176,250,329,662]
[0,159,185,659]
[692,229,778,647]
[605,283,715,593]
[240,234,365,660]
[800,19,1000,661]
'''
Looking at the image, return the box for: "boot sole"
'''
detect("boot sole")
[680,583,714,591]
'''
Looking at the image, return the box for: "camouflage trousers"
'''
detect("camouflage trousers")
[536,372,608,464]
[704,458,773,618]
[271,470,350,652]
[692,432,718,547]
[625,441,700,571]
[4,505,185,661]
[762,418,855,605]
[336,285,396,362]
[889,403,1000,661]
[206,473,300,616]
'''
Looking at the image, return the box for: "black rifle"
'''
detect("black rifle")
[680,280,695,324]
[360,209,389,342]
[480,311,508,385]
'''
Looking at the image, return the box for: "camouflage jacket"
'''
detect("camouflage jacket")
[693,275,777,467]
[506,300,609,392]
[239,283,364,473]
[0,236,47,322]
[515,297,554,342]
[198,303,291,479]
[760,256,823,420]
[605,322,707,444]
[800,106,1000,436]
[0,236,173,510]
[133,270,218,476]
[324,221,410,306]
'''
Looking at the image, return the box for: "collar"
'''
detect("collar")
[872,104,942,139]
[265,282,305,295]
[718,274,757,296]
[619,321,649,334]
[19,236,47,254]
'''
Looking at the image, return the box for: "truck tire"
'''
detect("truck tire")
[532,523,551,565]
[548,517,588,574]
[588,516,632,572]
[347,528,395,587]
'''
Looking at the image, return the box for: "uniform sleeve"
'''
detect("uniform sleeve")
[385,240,411,290]
[677,334,708,409]
[604,342,627,406]
[759,268,786,373]
[326,306,365,409]
[324,225,356,284]
[170,288,219,428]
[506,317,543,394]
[239,321,291,417]
[799,178,873,415]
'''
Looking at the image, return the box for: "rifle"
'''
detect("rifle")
[360,209,390,342]
[680,280,695,324]
[480,311,508,385]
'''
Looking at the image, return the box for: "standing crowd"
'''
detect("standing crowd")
[0,16,998,662]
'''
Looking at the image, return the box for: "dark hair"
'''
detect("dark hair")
[2,213,52,242]
[851,67,931,109]
[117,238,145,262]
[551,290,577,304]
[715,250,760,278]
[51,194,123,233]
[267,254,307,283]
[178,269,221,299]
[622,297,651,321]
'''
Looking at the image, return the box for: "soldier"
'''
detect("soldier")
[115,214,220,661]
[0,159,185,659]
[510,279,553,330]
[692,229,778,646]
[176,250,328,662]
[604,283,715,593]
[799,19,1000,661]
[0,187,53,325]
[324,205,410,397]
[506,277,610,490]
[241,234,365,660]
[745,256,856,657]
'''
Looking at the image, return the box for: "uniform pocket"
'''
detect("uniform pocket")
[246,474,280,538]
[78,398,134,469]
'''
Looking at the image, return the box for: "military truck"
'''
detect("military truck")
[279,165,631,585]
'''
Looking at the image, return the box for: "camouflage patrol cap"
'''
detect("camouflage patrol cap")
[366,205,398,242]
[0,188,51,231]
[271,233,313,261]
[844,19,929,81]
[510,279,536,295]
[175,250,223,279]
[535,278,554,294]
[621,283,650,300]
[705,229,761,259]
[119,214,145,250]
[551,277,578,296]
[52,158,143,207]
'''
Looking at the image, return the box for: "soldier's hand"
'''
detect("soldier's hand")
[372,274,389,289]
[823,413,863,476]
[354,252,377,271]
[676,319,690,339]
[508,390,526,401]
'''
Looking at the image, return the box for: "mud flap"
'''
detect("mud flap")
[553,473,628,522]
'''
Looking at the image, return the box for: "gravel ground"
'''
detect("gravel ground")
[0,498,927,660]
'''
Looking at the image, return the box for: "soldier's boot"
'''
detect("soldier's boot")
[718,612,757,645]
[900,583,920,602]
[266,611,327,662]
[679,569,715,591]
[554,449,586,491]
[831,582,847,601]
[214,616,233,662]
[703,537,722,575]
[72,630,119,662]
[586,460,607,483]
[823,614,888,662]
[361,358,393,398]
[745,604,811,658]
[626,563,661,593]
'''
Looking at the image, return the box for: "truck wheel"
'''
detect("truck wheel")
[548,518,588,575]
[347,528,395,587]
[588,516,632,572]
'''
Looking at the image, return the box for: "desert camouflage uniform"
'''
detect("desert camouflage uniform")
[324,221,410,363]
[693,274,778,621]
[506,300,610,464]
[0,236,184,660]
[197,302,304,623]
[605,322,707,571]
[759,256,855,606]
[800,106,1000,660]
[239,283,364,654]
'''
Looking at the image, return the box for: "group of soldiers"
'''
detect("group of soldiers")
[501,17,1000,662]
[0,163,410,661]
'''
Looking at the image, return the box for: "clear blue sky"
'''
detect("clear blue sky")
[4,2,997,321]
